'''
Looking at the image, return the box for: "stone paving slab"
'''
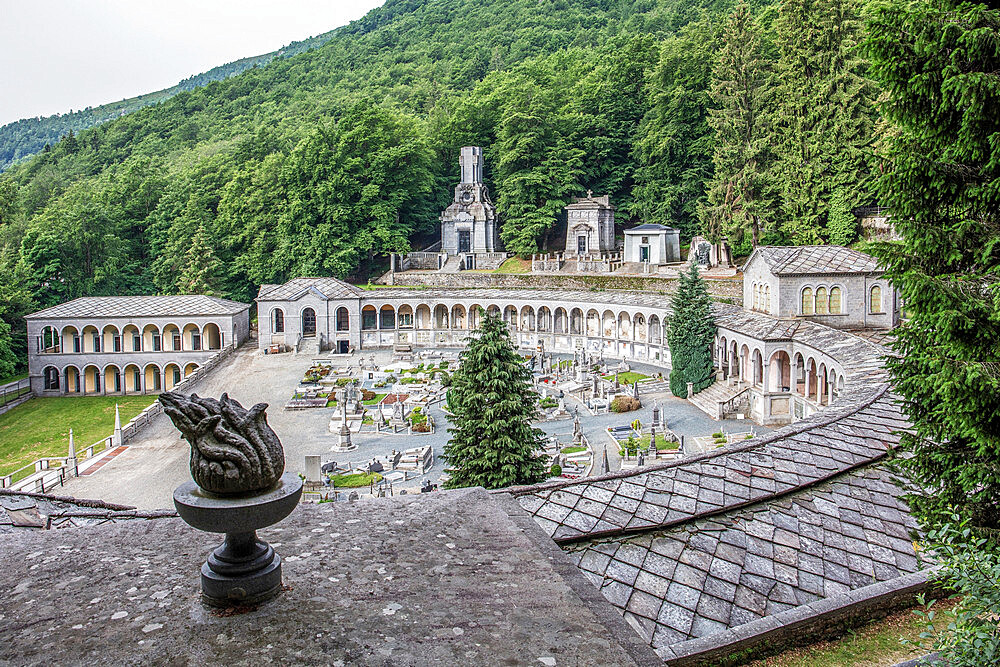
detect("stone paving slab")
[0,488,660,667]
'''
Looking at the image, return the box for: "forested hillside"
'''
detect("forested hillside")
[0,0,881,376]
[0,31,339,171]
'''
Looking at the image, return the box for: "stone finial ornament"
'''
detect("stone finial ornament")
[159,392,285,495]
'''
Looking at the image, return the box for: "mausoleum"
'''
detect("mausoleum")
[564,191,615,257]
[623,224,681,265]
[439,146,500,264]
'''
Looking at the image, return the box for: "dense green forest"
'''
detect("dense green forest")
[0,31,340,171]
[0,0,882,375]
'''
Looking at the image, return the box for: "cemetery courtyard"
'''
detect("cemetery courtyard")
[56,345,761,510]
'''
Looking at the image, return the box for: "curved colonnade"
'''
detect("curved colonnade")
[265,287,865,427]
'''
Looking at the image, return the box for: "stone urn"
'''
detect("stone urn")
[160,392,302,607]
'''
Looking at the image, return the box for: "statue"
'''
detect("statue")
[163,391,302,608]
[159,392,284,495]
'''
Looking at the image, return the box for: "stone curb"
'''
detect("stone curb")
[656,568,939,665]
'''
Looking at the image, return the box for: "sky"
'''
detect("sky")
[0,0,385,125]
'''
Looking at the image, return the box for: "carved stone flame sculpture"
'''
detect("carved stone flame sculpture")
[163,391,301,607]
[159,392,284,495]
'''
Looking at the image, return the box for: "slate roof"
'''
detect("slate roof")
[745,246,881,276]
[256,277,364,301]
[626,224,676,233]
[25,295,250,320]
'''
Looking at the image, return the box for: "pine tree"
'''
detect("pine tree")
[443,309,547,489]
[701,2,774,251]
[667,264,717,398]
[771,0,878,244]
[866,0,1000,531]
[176,224,223,296]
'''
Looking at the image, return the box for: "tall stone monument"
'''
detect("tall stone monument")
[564,191,615,256]
[440,146,499,256]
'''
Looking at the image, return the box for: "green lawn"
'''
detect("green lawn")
[330,472,383,488]
[0,395,157,477]
[561,446,587,455]
[494,257,531,274]
[362,393,387,406]
[745,599,955,667]
[638,434,679,451]
[603,371,650,384]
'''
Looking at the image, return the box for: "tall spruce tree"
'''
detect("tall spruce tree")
[443,310,547,489]
[667,264,717,398]
[701,2,774,251]
[772,0,879,244]
[176,225,224,296]
[866,1,1000,532]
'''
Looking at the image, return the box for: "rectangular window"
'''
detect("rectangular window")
[132,334,141,352]
[173,368,181,384]
[362,310,377,330]
[152,334,161,352]
[133,370,142,392]
[74,336,82,353]
[399,313,413,328]
[113,335,122,352]
[173,334,181,350]
[192,333,202,351]
[113,372,121,393]
[93,333,101,352]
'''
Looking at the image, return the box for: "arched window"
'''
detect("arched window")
[43,366,59,390]
[870,285,883,313]
[829,287,842,314]
[336,307,350,331]
[815,287,828,315]
[764,285,771,312]
[801,288,814,315]
[272,308,284,333]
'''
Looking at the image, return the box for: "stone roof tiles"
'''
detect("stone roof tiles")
[25,295,250,320]
[256,277,363,301]
[747,246,882,276]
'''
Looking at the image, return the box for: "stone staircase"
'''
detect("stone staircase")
[688,379,750,420]
[438,255,464,273]
[296,336,320,356]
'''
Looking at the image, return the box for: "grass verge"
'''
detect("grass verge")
[0,395,157,477]
[494,257,531,274]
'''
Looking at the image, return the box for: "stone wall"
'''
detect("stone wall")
[384,271,744,301]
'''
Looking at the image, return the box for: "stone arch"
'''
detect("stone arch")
[415,304,432,329]
[397,304,413,329]
[586,309,599,337]
[42,365,60,391]
[554,307,568,334]
[602,310,615,338]
[379,305,396,330]
[101,324,121,353]
[164,363,182,391]
[38,325,61,354]
[537,306,551,333]
[793,352,806,395]
[361,305,377,330]
[270,307,285,334]
[649,315,661,345]
[162,323,181,352]
[103,364,122,394]
[617,311,631,340]
[122,324,140,352]
[63,365,81,393]
[182,323,202,350]
[142,324,161,352]
[768,351,791,392]
[817,362,829,405]
[452,304,467,330]
[467,304,482,329]
[123,364,142,394]
[486,304,501,319]
[570,308,584,336]
[503,305,517,326]
[203,322,222,349]
[435,304,450,329]
[81,325,100,353]
[61,325,80,353]
[184,362,199,377]
[633,313,646,342]
[82,364,101,394]
[144,363,162,393]
[806,357,819,401]
[520,305,535,331]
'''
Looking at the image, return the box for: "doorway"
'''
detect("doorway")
[458,230,471,253]
[640,245,650,263]
[302,308,317,337]
[577,235,587,254]
[338,340,350,354]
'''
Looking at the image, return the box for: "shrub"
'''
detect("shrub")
[611,396,640,413]
[712,431,724,438]
[550,463,562,477]
[361,389,376,401]
[413,423,430,433]
[539,396,558,409]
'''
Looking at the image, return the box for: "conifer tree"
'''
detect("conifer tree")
[443,309,547,489]
[701,2,773,251]
[176,225,223,296]
[667,264,717,398]
[866,0,1000,532]
[771,0,878,244]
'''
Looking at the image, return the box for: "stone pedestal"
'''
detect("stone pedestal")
[173,472,303,607]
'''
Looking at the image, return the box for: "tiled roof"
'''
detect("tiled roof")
[626,224,675,233]
[256,277,363,301]
[25,295,249,320]
[747,246,881,275]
